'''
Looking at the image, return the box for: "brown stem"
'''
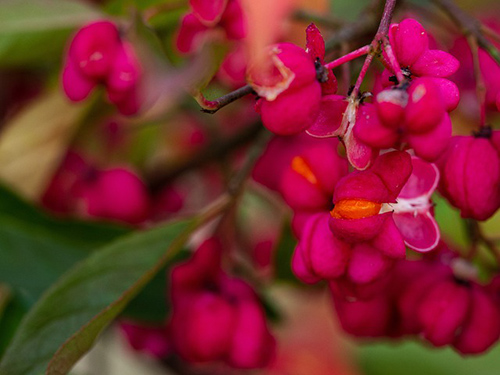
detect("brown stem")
[431,0,500,66]
[482,24,500,45]
[147,121,263,193]
[293,9,345,28]
[196,85,255,114]
[324,0,386,51]
[466,35,487,126]
[466,219,500,265]
[350,0,399,98]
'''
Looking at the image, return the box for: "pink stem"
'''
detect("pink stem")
[324,45,370,70]
[382,37,404,82]
[349,0,398,98]
[467,35,487,127]
[351,54,375,98]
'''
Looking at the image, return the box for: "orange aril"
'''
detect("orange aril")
[330,199,382,220]
[291,156,318,186]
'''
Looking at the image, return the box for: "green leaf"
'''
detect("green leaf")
[121,249,191,323]
[274,222,298,282]
[0,0,101,67]
[0,217,198,375]
[0,293,30,359]
[0,184,129,305]
[359,340,500,375]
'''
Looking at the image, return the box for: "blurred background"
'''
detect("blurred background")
[1,0,500,374]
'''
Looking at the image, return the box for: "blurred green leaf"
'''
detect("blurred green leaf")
[359,340,500,375]
[121,249,191,323]
[105,0,182,15]
[274,222,299,282]
[0,184,130,305]
[0,0,101,67]
[0,217,199,375]
[0,293,30,359]
[433,194,468,248]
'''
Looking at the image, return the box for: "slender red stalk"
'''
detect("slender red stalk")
[324,45,370,70]
[350,0,399,98]
[467,35,487,127]
[382,36,405,82]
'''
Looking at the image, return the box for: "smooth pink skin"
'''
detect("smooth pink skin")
[371,217,406,259]
[429,77,460,111]
[228,300,276,369]
[411,49,460,78]
[62,60,95,101]
[353,103,399,148]
[394,212,440,253]
[281,142,348,211]
[259,82,322,135]
[406,112,452,161]
[370,151,413,200]
[68,21,120,79]
[497,91,500,111]
[77,168,150,225]
[332,289,392,337]
[291,244,322,284]
[389,19,429,67]
[175,13,209,54]
[190,0,228,25]
[375,89,407,129]
[306,95,347,138]
[176,293,236,362]
[439,135,500,220]
[454,287,500,354]
[329,213,391,243]
[395,157,441,252]
[219,0,246,40]
[120,322,171,358]
[405,77,445,133]
[106,42,141,94]
[297,213,351,280]
[418,280,471,347]
[347,243,394,284]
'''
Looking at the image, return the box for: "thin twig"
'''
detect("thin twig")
[147,122,263,192]
[350,0,399,98]
[293,9,345,28]
[324,45,370,70]
[325,0,386,51]
[196,85,255,114]
[431,0,500,66]
[466,35,487,126]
